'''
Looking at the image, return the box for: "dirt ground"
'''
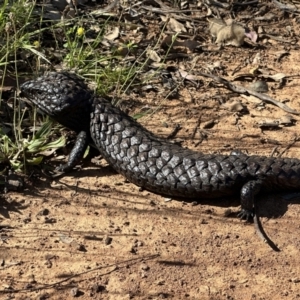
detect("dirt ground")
[3,2,300,300]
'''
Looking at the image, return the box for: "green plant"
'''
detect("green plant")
[0,120,65,173]
[0,0,180,175]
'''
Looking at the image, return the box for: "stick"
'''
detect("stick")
[198,71,300,115]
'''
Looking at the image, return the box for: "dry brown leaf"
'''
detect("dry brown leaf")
[104,27,120,41]
[221,100,245,112]
[177,69,198,81]
[146,49,161,62]
[264,73,286,81]
[161,16,186,33]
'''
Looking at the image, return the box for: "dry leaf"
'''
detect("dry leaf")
[178,69,198,81]
[265,73,286,81]
[104,27,120,41]
[221,100,245,112]
[146,49,161,62]
[161,16,186,33]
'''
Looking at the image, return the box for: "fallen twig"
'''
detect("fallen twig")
[278,136,299,157]
[167,124,182,139]
[198,71,300,115]
[191,116,201,139]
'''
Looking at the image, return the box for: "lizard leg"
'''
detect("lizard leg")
[57,131,89,173]
[237,179,262,220]
[238,180,280,251]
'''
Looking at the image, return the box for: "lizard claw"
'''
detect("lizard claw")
[237,209,254,221]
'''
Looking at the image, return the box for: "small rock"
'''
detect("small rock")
[136,240,143,247]
[164,197,172,202]
[140,263,149,271]
[158,293,168,299]
[25,283,33,289]
[5,171,24,192]
[201,119,217,129]
[59,234,73,244]
[0,233,9,243]
[39,293,50,300]
[70,287,79,297]
[23,217,31,224]
[28,274,36,284]
[44,217,56,224]
[37,208,50,217]
[90,283,105,294]
[104,236,112,245]
[256,119,279,128]
[221,100,245,112]
[77,244,87,252]
[45,261,52,268]
[129,247,137,254]
[279,115,294,125]
[248,80,268,93]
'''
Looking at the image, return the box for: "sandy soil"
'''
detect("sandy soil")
[3,3,300,300]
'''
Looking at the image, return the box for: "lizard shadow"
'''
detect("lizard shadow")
[174,191,300,220]
[255,192,300,219]
[76,155,300,220]
[25,159,300,222]
[65,167,300,220]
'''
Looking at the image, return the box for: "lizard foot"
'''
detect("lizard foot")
[237,208,254,221]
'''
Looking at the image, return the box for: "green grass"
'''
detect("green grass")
[0,0,178,176]
[0,119,65,172]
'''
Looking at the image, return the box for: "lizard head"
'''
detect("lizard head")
[20,72,93,133]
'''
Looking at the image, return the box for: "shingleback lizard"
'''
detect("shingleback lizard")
[21,72,300,250]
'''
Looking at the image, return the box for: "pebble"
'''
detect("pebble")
[90,283,104,294]
[5,172,24,192]
[70,287,79,297]
[36,208,50,217]
[140,263,149,271]
[104,236,113,245]
[77,244,87,252]
[248,80,268,93]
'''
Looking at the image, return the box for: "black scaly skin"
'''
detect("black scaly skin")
[20,72,300,220]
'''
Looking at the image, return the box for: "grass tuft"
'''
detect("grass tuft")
[0,0,176,174]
